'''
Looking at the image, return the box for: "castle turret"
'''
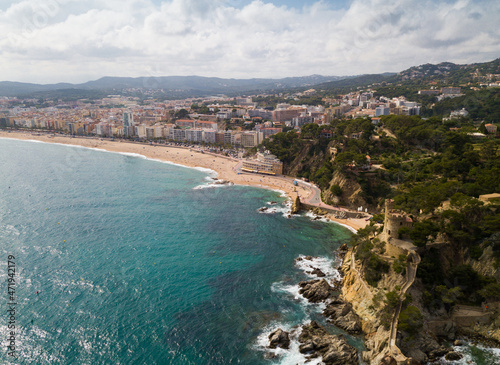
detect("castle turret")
[384,199,413,240]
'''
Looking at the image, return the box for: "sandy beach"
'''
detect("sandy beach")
[0,130,368,232]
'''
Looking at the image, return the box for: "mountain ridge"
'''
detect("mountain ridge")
[0,75,345,97]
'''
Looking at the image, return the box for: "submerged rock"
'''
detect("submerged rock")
[298,321,358,365]
[428,347,450,360]
[268,328,290,350]
[213,179,233,185]
[298,279,334,303]
[445,351,463,361]
[311,268,326,277]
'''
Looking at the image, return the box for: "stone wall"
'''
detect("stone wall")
[301,203,362,218]
[384,239,409,258]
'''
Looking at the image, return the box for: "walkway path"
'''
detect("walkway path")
[234,166,362,214]
[388,250,421,362]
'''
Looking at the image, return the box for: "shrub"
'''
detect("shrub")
[365,254,390,286]
[469,244,483,260]
[479,283,500,301]
[330,184,343,196]
[398,305,423,337]
[393,254,407,275]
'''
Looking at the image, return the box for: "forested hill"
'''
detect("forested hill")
[262,58,500,360]
[263,114,500,335]
[314,58,500,97]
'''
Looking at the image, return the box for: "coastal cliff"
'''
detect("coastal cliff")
[340,243,443,364]
[340,247,395,364]
[338,230,500,364]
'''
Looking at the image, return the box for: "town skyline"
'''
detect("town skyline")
[1,0,498,84]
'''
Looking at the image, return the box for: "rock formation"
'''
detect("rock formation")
[291,194,301,214]
[268,328,290,349]
[323,298,362,334]
[298,321,358,365]
[298,279,334,303]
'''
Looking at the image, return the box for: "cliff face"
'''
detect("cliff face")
[340,239,434,364]
[463,245,500,343]
[323,170,365,208]
[284,140,366,209]
[340,249,397,364]
[341,252,380,333]
[468,245,500,281]
[285,140,328,176]
[341,235,500,364]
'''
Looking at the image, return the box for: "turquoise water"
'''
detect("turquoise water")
[0,138,355,364]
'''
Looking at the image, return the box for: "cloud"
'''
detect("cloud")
[0,0,498,83]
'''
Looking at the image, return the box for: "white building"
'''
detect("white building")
[375,106,390,116]
[136,125,147,139]
[241,131,263,147]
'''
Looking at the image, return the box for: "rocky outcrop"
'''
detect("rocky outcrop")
[298,279,334,303]
[268,328,290,349]
[311,207,328,216]
[323,298,362,334]
[397,332,445,364]
[213,179,233,185]
[362,326,391,364]
[445,351,463,361]
[326,170,366,209]
[311,267,326,277]
[295,256,327,278]
[337,243,349,262]
[298,321,358,365]
[468,234,500,281]
[291,194,301,214]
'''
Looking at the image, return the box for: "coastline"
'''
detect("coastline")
[0,130,367,232]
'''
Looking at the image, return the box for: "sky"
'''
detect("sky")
[0,0,499,84]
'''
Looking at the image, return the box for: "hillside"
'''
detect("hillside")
[262,113,500,363]
[0,75,345,98]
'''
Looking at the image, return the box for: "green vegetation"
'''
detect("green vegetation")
[262,91,499,311]
[393,254,407,275]
[479,283,500,301]
[173,109,190,119]
[354,239,390,287]
[398,306,424,337]
[380,290,400,329]
[330,184,343,196]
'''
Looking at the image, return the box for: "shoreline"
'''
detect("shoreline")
[0,130,367,232]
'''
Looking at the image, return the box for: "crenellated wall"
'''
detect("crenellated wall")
[383,199,413,240]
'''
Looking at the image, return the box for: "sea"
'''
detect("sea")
[0,138,358,364]
[1,138,499,365]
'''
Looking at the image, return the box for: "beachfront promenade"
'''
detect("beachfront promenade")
[0,130,370,231]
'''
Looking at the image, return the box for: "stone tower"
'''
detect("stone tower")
[384,199,413,240]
